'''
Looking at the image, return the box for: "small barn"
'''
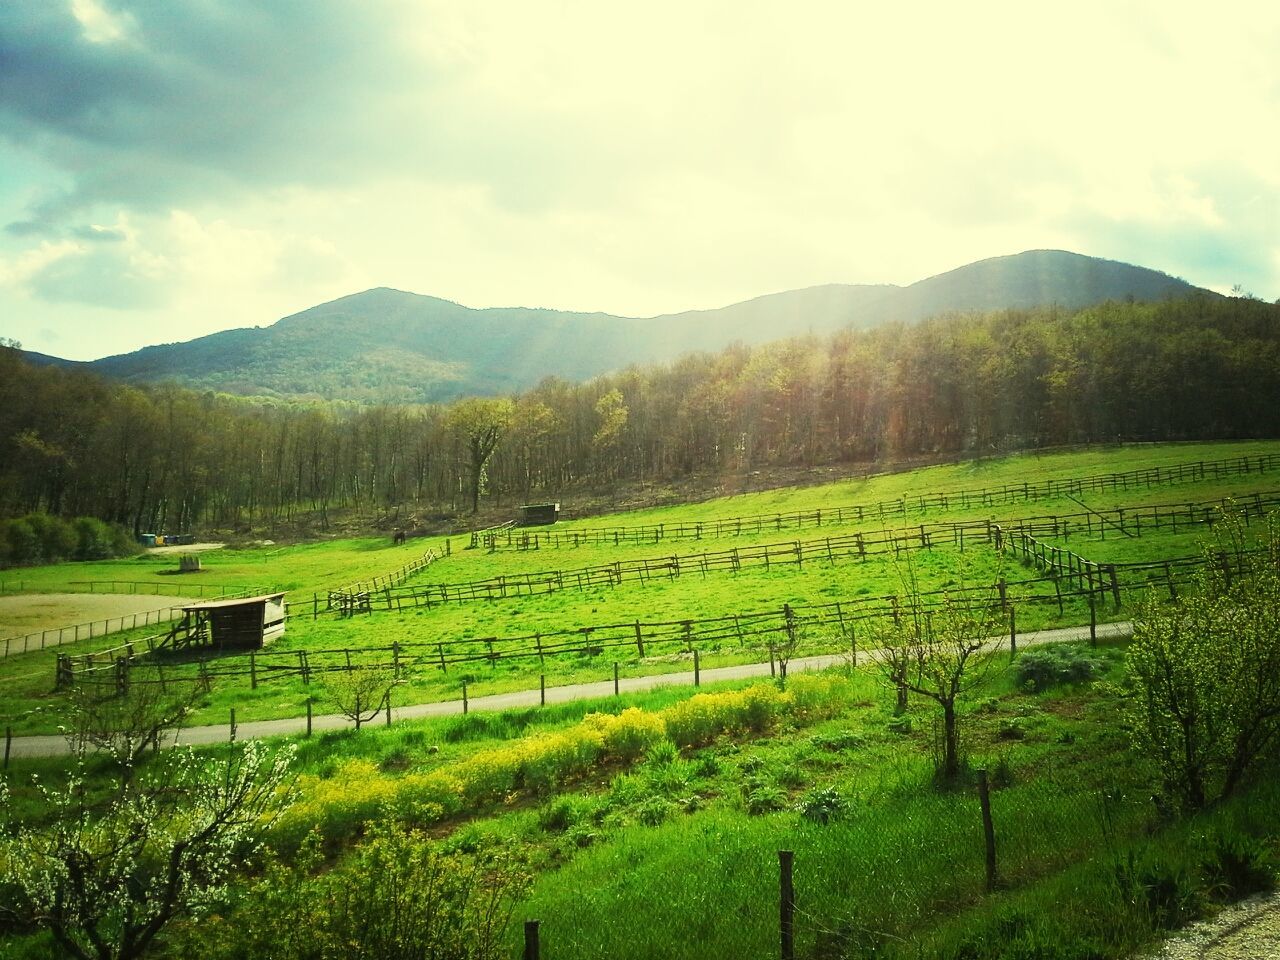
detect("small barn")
[519,502,561,526]
[165,593,286,652]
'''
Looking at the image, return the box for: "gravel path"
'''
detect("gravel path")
[1144,890,1280,960]
[4,620,1132,758]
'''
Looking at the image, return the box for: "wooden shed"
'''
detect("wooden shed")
[519,502,561,526]
[165,593,286,652]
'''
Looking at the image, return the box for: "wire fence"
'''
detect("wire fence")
[514,762,1154,960]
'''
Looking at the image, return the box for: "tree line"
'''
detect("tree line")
[1,293,1277,535]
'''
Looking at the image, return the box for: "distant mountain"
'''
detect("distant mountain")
[27,250,1210,403]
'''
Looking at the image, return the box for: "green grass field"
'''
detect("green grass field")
[1,440,1278,736]
[5,440,1280,960]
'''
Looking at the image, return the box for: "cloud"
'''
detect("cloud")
[71,223,126,242]
[25,240,168,309]
[0,0,443,229]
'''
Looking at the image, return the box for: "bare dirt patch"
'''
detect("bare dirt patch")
[0,593,198,638]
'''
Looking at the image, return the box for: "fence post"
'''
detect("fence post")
[779,850,795,960]
[1008,608,1017,659]
[306,698,313,738]
[540,674,546,707]
[1089,593,1098,647]
[3,726,10,770]
[523,920,541,960]
[978,769,998,892]
[385,690,392,727]
[613,661,620,696]
[250,652,258,690]
[229,708,237,743]
[462,681,468,714]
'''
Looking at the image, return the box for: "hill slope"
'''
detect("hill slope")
[35,250,1207,403]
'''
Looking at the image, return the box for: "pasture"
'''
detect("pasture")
[4,440,1280,960]
[1,440,1278,735]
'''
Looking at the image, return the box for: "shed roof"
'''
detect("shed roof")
[180,592,285,612]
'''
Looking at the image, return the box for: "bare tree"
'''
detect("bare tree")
[61,669,205,783]
[324,664,399,731]
[867,587,1005,781]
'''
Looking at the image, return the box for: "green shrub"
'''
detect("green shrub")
[797,786,849,824]
[635,796,676,827]
[809,730,867,751]
[1199,831,1275,902]
[1014,644,1100,693]
[743,781,788,816]
[997,719,1027,741]
[1113,851,1203,931]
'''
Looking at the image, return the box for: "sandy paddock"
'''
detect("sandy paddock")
[0,592,198,647]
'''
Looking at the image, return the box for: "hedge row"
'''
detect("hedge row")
[0,514,139,567]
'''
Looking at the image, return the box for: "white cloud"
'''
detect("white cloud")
[0,0,1277,357]
[69,0,135,45]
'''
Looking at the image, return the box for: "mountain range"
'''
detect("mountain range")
[23,250,1210,404]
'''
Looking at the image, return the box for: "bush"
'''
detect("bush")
[0,513,139,566]
[1199,831,1275,902]
[198,821,529,960]
[1113,851,1203,931]
[744,782,789,816]
[1014,644,1100,693]
[586,707,666,762]
[797,786,850,824]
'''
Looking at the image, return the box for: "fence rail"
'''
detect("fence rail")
[1,589,266,660]
[338,493,1280,615]
[347,520,1003,613]
[326,547,443,613]
[62,580,262,598]
[55,541,1265,696]
[46,536,1269,698]
[473,454,1280,551]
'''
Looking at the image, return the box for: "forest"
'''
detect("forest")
[1,293,1277,539]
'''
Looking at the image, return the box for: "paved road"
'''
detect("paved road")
[5,621,1132,759]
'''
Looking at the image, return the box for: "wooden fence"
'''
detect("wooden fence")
[50,539,1266,699]
[326,547,444,614]
[348,520,1002,614]
[471,454,1280,551]
[0,588,266,660]
[341,493,1280,615]
[62,581,260,597]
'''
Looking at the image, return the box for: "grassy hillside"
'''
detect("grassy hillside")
[2,440,1277,734]
[4,440,1279,960]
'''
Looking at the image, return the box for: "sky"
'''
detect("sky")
[1,1,1277,361]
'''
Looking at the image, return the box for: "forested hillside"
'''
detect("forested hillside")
[2,293,1276,536]
[22,251,1205,403]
